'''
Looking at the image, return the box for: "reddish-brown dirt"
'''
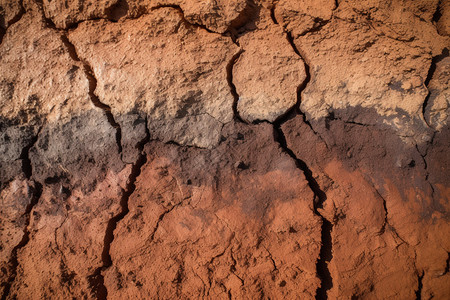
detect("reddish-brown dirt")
[0,0,449,299]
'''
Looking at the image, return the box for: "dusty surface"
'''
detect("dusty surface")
[0,0,449,299]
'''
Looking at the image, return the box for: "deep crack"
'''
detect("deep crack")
[415,271,424,300]
[273,125,333,300]
[422,47,449,127]
[87,118,150,299]
[60,34,123,155]
[1,181,42,300]
[226,49,245,123]
[19,127,42,179]
[271,12,333,298]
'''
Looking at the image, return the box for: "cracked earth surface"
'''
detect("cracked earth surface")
[0,0,449,299]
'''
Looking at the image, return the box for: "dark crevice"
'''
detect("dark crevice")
[270,4,278,25]
[273,125,333,300]
[444,252,449,275]
[88,118,150,299]
[415,271,424,300]
[334,0,340,11]
[19,127,41,179]
[273,20,325,143]
[1,182,42,300]
[2,127,44,300]
[377,189,388,235]
[230,250,244,285]
[422,47,449,126]
[226,49,245,123]
[432,1,442,24]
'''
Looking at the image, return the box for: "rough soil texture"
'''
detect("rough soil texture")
[0,0,449,299]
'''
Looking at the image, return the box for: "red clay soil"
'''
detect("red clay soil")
[0,0,449,299]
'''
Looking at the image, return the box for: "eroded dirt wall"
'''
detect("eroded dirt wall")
[0,0,449,299]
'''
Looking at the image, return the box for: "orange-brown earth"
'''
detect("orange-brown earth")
[0,0,449,299]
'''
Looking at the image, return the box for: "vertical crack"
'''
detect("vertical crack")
[415,271,424,300]
[422,47,449,127]
[88,118,150,299]
[60,34,123,155]
[1,124,43,299]
[271,12,333,298]
[19,127,42,179]
[444,252,449,275]
[226,49,245,123]
[1,181,42,300]
[273,126,333,300]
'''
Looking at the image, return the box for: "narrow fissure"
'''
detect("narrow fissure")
[88,118,150,299]
[272,14,323,142]
[60,34,123,154]
[432,0,442,24]
[1,124,43,299]
[273,125,333,300]
[374,188,388,235]
[422,47,449,126]
[415,271,424,300]
[445,253,450,275]
[36,0,123,155]
[270,13,333,298]
[226,49,245,123]
[1,181,42,300]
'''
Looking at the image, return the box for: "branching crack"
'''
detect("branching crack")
[271,10,333,298]
[149,201,183,242]
[264,247,278,273]
[372,187,407,246]
[230,249,244,286]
